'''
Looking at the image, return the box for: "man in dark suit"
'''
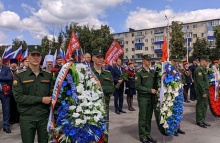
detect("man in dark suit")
[0,57,13,133]
[189,58,199,101]
[111,58,126,114]
[83,53,93,68]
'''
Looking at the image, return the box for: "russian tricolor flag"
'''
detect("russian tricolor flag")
[59,48,65,63]
[20,49,28,61]
[11,46,22,60]
[2,46,13,59]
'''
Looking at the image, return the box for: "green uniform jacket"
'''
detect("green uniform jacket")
[12,67,53,120]
[194,66,209,95]
[92,68,115,95]
[135,67,154,95]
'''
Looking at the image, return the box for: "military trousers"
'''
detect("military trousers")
[20,117,48,143]
[137,95,153,141]
[196,94,208,124]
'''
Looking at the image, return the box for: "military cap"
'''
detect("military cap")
[10,58,18,64]
[200,55,209,60]
[28,45,42,54]
[142,55,151,60]
[92,48,103,56]
[170,54,180,60]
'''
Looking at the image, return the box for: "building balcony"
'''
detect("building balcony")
[207,36,215,40]
[115,36,124,41]
[185,38,192,42]
[154,41,164,45]
[135,50,144,54]
[135,35,145,39]
[135,43,144,47]
[154,49,162,53]
[182,29,192,33]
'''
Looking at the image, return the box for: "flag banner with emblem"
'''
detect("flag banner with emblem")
[65,30,81,62]
[105,39,124,65]
[161,36,168,61]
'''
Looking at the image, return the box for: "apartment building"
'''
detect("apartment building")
[113,18,220,65]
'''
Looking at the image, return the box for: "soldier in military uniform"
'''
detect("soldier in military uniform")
[12,45,53,143]
[91,48,115,143]
[135,55,157,143]
[194,55,211,128]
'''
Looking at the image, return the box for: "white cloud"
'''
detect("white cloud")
[125,8,220,30]
[0,11,21,29]
[21,3,35,14]
[34,0,131,28]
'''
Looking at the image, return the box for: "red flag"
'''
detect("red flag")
[161,36,168,61]
[65,30,81,61]
[105,40,124,65]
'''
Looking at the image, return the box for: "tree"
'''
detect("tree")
[61,23,113,55]
[169,21,186,59]
[12,39,28,53]
[192,38,210,59]
[41,36,51,57]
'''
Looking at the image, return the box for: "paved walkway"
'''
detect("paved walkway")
[0,96,220,143]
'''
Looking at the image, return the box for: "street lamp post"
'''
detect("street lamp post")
[186,32,189,62]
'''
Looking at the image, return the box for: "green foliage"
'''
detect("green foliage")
[192,38,210,59]
[12,38,28,53]
[0,45,9,56]
[45,23,114,58]
[169,21,186,60]
[214,25,220,50]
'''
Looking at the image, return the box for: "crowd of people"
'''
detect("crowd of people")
[0,44,216,143]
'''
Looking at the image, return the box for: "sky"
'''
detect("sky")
[0,0,220,45]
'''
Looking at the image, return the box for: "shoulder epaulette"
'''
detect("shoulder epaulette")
[103,69,110,73]
[16,68,27,74]
[42,69,51,73]
[137,68,142,73]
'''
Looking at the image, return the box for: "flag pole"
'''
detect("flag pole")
[165,15,170,62]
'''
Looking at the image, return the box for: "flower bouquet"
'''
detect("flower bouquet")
[154,62,184,136]
[208,66,220,117]
[47,62,107,143]
[115,72,129,89]
[2,84,10,96]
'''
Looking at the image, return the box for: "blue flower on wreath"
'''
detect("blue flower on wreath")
[62,81,68,86]
[66,90,72,96]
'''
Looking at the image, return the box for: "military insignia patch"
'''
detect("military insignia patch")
[198,72,202,76]
[13,80,18,86]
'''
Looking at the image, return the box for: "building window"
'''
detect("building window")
[132,41,134,44]
[145,31,148,35]
[125,41,128,44]
[145,39,148,42]
[193,34,197,38]
[136,46,142,50]
[132,33,134,37]
[202,23,206,28]
[157,54,162,58]
[125,34,128,37]
[151,38,154,43]
[193,24,197,28]
[125,48,128,52]
[201,33,206,38]
[151,46,154,50]
[132,55,135,58]
[137,55,142,58]
[145,47,148,50]
[132,48,134,51]
[151,31,153,34]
